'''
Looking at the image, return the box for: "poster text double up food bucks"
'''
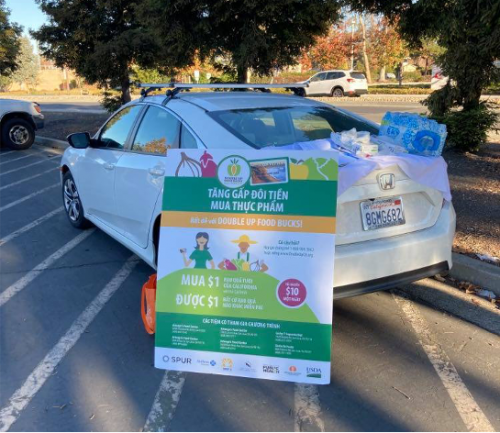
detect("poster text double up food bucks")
[155,149,338,384]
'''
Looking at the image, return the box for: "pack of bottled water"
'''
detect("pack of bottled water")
[379,112,447,156]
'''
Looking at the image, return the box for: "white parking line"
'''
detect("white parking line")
[143,371,186,432]
[0,151,14,157]
[0,229,95,307]
[0,151,51,166]
[294,384,325,432]
[0,256,139,432]
[0,184,58,212]
[0,155,59,176]
[0,208,64,245]
[0,167,59,191]
[392,292,495,432]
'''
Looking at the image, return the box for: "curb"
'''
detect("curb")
[450,252,500,296]
[35,135,68,151]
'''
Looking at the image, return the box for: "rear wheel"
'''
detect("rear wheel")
[1,118,35,150]
[331,87,344,97]
[62,172,91,229]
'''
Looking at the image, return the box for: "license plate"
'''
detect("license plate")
[360,197,405,231]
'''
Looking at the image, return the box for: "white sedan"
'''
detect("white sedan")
[60,86,455,299]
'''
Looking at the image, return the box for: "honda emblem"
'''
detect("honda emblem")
[378,173,396,190]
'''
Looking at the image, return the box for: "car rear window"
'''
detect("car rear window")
[350,72,366,80]
[209,106,378,149]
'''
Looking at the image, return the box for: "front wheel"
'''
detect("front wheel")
[331,87,344,97]
[2,118,35,150]
[62,172,91,229]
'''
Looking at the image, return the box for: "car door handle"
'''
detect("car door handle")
[104,163,115,170]
[149,167,165,177]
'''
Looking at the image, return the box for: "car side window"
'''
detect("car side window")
[131,106,180,155]
[337,72,346,78]
[311,73,326,82]
[180,126,199,149]
[326,72,337,80]
[99,105,143,149]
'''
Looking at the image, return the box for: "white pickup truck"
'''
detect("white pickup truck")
[0,99,44,150]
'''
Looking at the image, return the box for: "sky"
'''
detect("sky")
[5,0,48,51]
[6,0,47,31]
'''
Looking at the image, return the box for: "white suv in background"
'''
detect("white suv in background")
[303,70,368,97]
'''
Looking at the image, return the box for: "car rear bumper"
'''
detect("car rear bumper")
[33,114,44,130]
[347,89,368,96]
[333,201,456,299]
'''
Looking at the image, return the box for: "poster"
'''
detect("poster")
[155,149,338,384]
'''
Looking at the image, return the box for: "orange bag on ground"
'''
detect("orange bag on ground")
[141,274,157,334]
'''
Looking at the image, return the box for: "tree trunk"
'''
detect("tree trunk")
[378,66,386,82]
[237,66,250,83]
[463,86,482,111]
[360,16,372,83]
[121,75,131,104]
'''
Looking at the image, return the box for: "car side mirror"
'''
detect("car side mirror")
[67,132,91,149]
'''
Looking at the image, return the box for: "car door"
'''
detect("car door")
[113,105,185,248]
[76,104,143,228]
[323,72,338,94]
[307,72,327,96]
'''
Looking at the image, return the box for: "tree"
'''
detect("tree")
[416,38,444,76]
[32,0,158,105]
[141,0,341,83]
[0,0,22,76]
[347,0,500,151]
[359,14,372,82]
[367,17,407,81]
[11,36,39,89]
[301,26,351,70]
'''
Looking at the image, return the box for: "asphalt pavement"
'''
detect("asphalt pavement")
[0,144,499,432]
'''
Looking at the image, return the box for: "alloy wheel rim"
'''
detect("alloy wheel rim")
[63,179,81,222]
[9,125,29,145]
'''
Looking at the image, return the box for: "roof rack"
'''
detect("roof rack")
[138,82,308,100]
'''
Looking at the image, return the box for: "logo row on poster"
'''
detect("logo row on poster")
[156,349,327,381]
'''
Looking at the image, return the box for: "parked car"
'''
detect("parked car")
[0,99,44,150]
[301,70,368,97]
[431,66,449,91]
[60,87,455,300]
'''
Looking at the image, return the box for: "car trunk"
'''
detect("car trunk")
[336,166,443,245]
[349,72,368,91]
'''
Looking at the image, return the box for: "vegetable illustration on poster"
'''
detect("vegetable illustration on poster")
[155,149,338,384]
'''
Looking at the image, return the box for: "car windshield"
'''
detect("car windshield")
[209,106,378,148]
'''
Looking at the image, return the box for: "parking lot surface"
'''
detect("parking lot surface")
[0,145,499,432]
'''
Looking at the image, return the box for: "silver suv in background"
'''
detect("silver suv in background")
[302,70,368,97]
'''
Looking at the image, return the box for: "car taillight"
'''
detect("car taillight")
[347,78,355,83]
[34,103,42,114]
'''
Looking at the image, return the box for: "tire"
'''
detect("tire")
[62,172,91,229]
[1,117,35,150]
[331,87,344,97]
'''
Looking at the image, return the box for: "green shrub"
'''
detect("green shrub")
[368,87,432,95]
[400,70,422,82]
[438,103,498,152]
